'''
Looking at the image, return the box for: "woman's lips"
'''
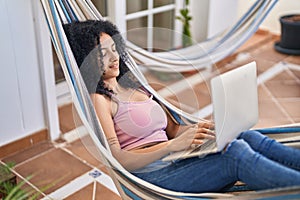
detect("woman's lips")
[109,64,119,69]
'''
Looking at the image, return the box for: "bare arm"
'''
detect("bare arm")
[165,108,215,140]
[91,94,197,171]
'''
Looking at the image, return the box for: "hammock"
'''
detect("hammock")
[54,0,279,72]
[126,0,279,72]
[40,0,300,199]
[49,0,300,132]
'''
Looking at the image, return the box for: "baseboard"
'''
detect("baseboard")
[0,129,49,159]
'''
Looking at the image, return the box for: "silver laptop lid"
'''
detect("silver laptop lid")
[210,61,259,151]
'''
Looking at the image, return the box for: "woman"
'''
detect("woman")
[64,19,300,193]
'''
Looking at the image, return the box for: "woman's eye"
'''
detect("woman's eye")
[112,44,116,52]
[102,50,107,56]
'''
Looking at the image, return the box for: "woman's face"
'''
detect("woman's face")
[99,33,120,80]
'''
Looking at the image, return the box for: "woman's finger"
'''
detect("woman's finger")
[197,128,215,136]
[192,139,204,145]
[194,132,215,140]
[198,121,215,130]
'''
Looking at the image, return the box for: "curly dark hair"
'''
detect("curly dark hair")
[63,19,140,97]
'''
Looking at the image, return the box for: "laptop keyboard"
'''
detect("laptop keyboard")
[191,139,217,153]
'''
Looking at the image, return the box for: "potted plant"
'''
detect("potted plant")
[274,14,300,55]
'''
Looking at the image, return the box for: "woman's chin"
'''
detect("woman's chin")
[104,71,120,79]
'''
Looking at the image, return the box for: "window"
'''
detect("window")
[112,0,182,52]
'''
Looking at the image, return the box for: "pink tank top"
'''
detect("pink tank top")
[112,92,168,150]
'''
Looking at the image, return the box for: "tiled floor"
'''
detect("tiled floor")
[1,31,300,199]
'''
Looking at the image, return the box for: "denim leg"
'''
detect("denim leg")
[225,139,300,190]
[239,130,300,171]
[133,135,300,193]
[133,153,238,193]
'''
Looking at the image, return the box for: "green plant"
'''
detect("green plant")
[176,0,193,47]
[2,175,39,200]
[0,163,15,176]
[0,162,51,200]
[0,162,17,199]
[3,176,62,200]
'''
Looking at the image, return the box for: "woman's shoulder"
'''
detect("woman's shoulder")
[90,93,117,116]
[90,93,111,106]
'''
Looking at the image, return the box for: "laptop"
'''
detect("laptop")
[162,61,259,162]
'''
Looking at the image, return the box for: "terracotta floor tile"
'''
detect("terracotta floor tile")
[258,100,289,119]
[15,148,91,195]
[284,56,300,66]
[236,30,273,53]
[294,118,300,124]
[278,99,300,120]
[214,55,271,75]
[2,141,54,166]
[250,40,290,63]
[58,103,78,133]
[214,61,245,74]
[64,183,94,200]
[94,182,121,200]
[272,70,298,81]
[67,137,110,174]
[265,80,300,98]
[290,69,300,80]
[255,59,277,75]
[65,182,121,200]
[194,82,212,108]
[257,86,273,101]
[254,118,293,129]
[256,96,294,128]
[167,82,211,112]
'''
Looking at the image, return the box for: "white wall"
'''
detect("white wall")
[190,0,210,42]
[207,0,238,38]
[237,0,300,34]
[190,0,238,42]
[0,0,58,146]
[191,0,300,41]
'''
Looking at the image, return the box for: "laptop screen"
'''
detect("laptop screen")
[210,61,259,151]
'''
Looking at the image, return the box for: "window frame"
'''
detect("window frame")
[109,0,184,51]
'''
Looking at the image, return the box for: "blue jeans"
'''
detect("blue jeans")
[133,130,300,193]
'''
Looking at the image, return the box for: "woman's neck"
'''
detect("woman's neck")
[103,79,124,94]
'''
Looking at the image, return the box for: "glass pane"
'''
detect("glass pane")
[91,0,107,16]
[127,17,148,48]
[153,10,175,51]
[126,0,148,14]
[154,0,174,7]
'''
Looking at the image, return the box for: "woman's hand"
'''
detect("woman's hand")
[168,122,215,152]
[196,121,215,140]
[197,120,215,131]
[168,125,197,152]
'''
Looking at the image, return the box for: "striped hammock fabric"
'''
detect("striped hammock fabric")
[39,0,300,199]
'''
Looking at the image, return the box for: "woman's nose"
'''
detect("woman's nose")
[109,51,118,61]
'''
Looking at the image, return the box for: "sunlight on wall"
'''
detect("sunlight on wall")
[238,0,300,34]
